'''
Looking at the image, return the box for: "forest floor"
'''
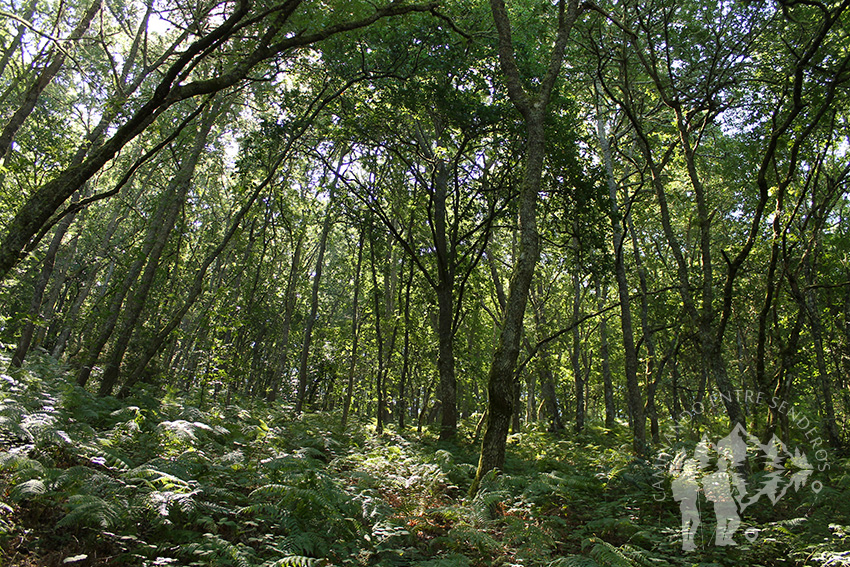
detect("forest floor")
[0,353,848,567]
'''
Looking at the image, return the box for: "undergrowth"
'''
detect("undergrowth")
[0,353,848,566]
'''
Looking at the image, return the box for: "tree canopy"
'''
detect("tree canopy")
[1,0,850,564]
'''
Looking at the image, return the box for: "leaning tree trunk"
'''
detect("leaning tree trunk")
[473,0,579,495]
[9,200,79,367]
[117,158,272,397]
[76,170,172,388]
[97,109,216,396]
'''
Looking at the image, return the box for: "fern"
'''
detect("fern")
[80,441,134,470]
[570,538,662,567]
[267,557,328,567]
[415,553,472,566]
[249,484,334,513]
[128,466,193,491]
[447,524,500,554]
[182,533,253,567]
[549,557,600,567]
[0,452,44,475]
[586,538,636,567]
[57,494,125,530]
[9,478,46,501]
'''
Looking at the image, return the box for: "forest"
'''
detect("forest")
[0,0,849,564]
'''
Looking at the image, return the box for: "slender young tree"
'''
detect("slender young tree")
[473,0,582,493]
[296,157,342,413]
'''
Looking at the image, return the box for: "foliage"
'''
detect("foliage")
[0,356,846,566]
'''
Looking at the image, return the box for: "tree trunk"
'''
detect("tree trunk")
[117,164,271,396]
[398,255,413,431]
[801,254,841,447]
[596,281,615,429]
[524,286,564,432]
[369,225,386,435]
[431,158,458,440]
[9,199,79,367]
[597,108,645,450]
[295,175,338,413]
[75,171,171,388]
[268,231,304,401]
[474,113,544,488]
[97,109,216,396]
[473,0,578,494]
[341,231,364,428]
[51,199,127,359]
[571,269,584,432]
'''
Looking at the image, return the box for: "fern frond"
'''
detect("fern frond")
[0,452,44,474]
[294,447,327,461]
[448,524,500,553]
[470,489,509,524]
[282,531,321,557]
[268,556,328,567]
[237,503,285,517]
[9,478,46,501]
[128,466,192,491]
[183,533,253,567]
[57,494,125,530]
[549,557,600,567]
[586,538,637,567]
[415,553,472,566]
[249,484,334,513]
[616,545,662,567]
[81,442,134,470]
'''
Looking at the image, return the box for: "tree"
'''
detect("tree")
[0,0,439,282]
[473,0,583,493]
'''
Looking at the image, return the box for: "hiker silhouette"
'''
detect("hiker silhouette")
[671,435,710,551]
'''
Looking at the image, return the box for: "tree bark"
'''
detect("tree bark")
[341,231,364,428]
[571,269,585,432]
[369,223,386,435]
[97,108,216,396]
[473,0,579,494]
[398,255,413,430]
[801,254,841,447]
[596,107,645,450]
[116,157,273,396]
[9,198,79,367]
[268,230,304,401]
[596,281,615,429]
[295,171,338,413]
